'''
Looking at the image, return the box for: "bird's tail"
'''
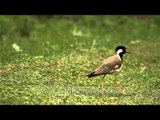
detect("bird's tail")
[86,72,95,78]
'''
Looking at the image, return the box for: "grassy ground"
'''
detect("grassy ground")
[0,15,160,104]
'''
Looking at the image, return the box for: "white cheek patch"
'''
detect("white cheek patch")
[117,49,123,54]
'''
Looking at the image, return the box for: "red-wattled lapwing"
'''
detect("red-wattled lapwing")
[87,46,130,95]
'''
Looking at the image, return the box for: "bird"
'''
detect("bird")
[87,46,130,95]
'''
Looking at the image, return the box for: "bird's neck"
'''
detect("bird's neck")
[117,53,123,60]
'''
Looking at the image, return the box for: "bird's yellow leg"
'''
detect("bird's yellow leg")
[113,75,125,93]
[101,74,106,96]
[101,79,104,96]
[113,75,118,87]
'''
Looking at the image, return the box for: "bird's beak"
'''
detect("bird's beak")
[125,50,130,53]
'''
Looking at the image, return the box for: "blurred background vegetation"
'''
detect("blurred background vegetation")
[0,15,160,104]
[1,15,160,65]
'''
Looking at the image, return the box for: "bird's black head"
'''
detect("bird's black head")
[115,46,130,54]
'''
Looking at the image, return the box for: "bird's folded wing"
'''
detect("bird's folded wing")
[94,55,121,75]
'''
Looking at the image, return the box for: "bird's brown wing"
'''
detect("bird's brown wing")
[93,55,122,76]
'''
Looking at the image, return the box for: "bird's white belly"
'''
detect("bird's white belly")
[111,64,123,75]
[115,64,123,72]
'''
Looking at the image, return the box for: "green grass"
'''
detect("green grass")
[0,15,160,104]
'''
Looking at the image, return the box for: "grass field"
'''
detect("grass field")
[0,15,160,104]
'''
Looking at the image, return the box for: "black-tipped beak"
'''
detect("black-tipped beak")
[125,50,130,53]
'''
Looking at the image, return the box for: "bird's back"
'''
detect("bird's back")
[87,55,122,77]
